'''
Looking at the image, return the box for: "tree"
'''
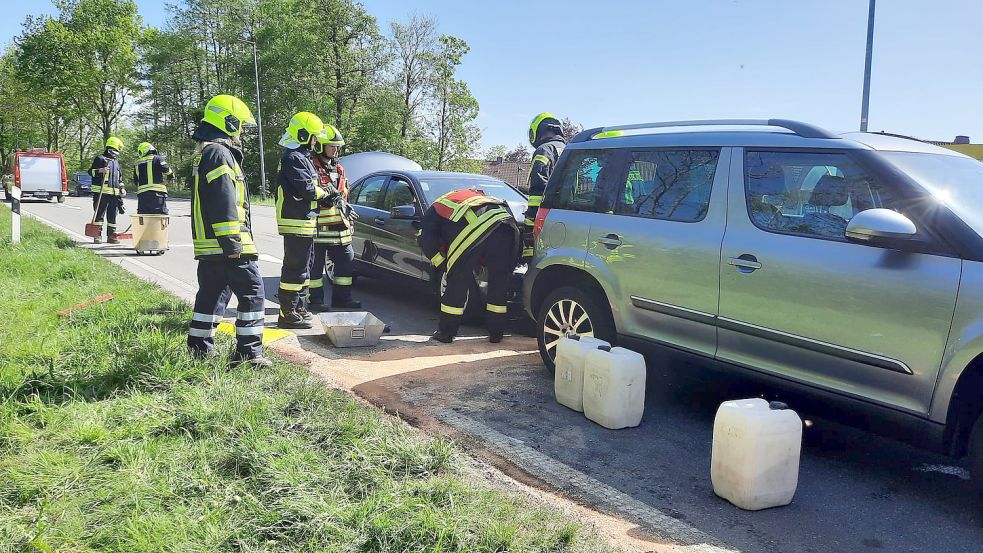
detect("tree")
[390,15,437,155]
[426,35,478,171]
[484,144,508,160]
[560,117,582,143]
[504,144,531,162]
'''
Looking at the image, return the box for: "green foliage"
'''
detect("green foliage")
[0,207,617,552]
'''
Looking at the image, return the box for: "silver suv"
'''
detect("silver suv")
[522,120,983,481]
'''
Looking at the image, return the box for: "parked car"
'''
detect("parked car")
[345,168,528,318]
[71,171,92,196]
[523,119,983,482]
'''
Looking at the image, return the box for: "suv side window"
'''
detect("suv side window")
[615,150,719,222]
[353,175,387,209]
[745,150,898,241]
[546,149,619,213]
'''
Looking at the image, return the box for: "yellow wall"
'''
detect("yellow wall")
[942,144,983,160]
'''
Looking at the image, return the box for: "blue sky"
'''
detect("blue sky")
[3,0,980,150]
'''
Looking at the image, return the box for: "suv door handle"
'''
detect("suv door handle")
[373,217,386,226]
[597,233,622,249]
[728,254,762,273]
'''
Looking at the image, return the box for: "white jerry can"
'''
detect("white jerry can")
[582,345,646,429]
[554,335,610,412]
[711,398,803,511]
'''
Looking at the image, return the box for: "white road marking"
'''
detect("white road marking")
[436,410,739,552]
[913,463,971,480]
[58,204,81,210]
[258,253,283,264]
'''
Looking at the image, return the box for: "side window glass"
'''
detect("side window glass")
[745,151,897,241]
[384,179,416,211]
[547,150,619,213]
[354,176,387,209]
[615,150,719,222]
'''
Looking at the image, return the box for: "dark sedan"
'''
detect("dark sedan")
[343,170,528,318]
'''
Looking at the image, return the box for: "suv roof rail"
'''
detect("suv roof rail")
[570,119,839,143]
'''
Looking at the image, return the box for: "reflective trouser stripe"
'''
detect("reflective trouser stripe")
[309,278,324,289]
[440,304,465,315]
[192,312,221,323]
[522,246,534,257]
[430,252,445,267]
[235,325,264,336]
[279,281,304,291]
[188,327,216,338]
[334,276,352,286]
[237,310,265,321]
[486,304,507,314]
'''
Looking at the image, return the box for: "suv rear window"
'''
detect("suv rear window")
[546,150,619,212]
[615,150,719,223]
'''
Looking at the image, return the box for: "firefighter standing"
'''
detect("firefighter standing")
[309,124,361,310]
[522,112,567,258]
[418,189,521,343]
[133,142,174,214]
[89,136,126,244]
[186,94,271,368]
[275,112,332,329]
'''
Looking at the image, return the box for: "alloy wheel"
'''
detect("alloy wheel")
[542,298,594,359]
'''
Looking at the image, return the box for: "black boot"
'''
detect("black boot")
[431,330,454,343]
[277,291,312,329]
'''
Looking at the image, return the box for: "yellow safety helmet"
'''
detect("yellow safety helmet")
[528,112,561,145]
[323,124,345,147]
[279,111,329,149]
[202,94,255,137]
[105,136,124,152]
[137,142,156,156]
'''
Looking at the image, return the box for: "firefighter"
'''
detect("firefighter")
[309,124,361,310]
[522,112,567,259]
[275,112,332,329]
[186,94,271,368]
[89,136,126,244]
[133,141,174,214]
[418,189,521,343]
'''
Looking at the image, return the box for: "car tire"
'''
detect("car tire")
[536,285,616,372]
[57,194,65,203]
[969,414,983,490]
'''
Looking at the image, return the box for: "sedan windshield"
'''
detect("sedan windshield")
[883,152,983,237]
[417,176,526,205]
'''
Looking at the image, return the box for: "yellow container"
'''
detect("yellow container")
[132,214,170,255]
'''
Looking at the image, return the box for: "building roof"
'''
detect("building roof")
[481,158,532,191]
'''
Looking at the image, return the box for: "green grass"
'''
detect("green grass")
[0,207,618,553]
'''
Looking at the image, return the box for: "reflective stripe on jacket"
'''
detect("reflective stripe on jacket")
[191,137,257,258]
[312,156,352,245]
[276,147,328,236]
[418,189,517,271]
[134,154,173,194]
[90,153,124,196]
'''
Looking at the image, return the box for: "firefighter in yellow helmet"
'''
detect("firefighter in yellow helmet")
[308,124,361,310]
[275,112,332,328]
[522,112,566,259]
[187,94,271,368]
[133,141,174,214]
[89,136,126,244]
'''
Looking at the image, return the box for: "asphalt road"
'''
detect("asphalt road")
[18,194,983,553]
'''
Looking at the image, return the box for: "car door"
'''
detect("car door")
[372,175,427,278]
[348,174,390,268]
[584,147,731,357]
[717,148,961,415]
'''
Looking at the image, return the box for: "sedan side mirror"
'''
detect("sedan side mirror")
[846,209,917,248]
[390,204,419,220]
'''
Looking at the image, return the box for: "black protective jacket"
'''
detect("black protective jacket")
[276,146,328,236]
[89,151,124,196]
[524,131,566,227]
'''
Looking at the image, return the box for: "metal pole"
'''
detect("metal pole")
[860,0,876,132]
[11,181,21,244]
[250,39,267,198]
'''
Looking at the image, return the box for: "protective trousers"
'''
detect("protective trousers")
[137,191,168,214]
[439,224,515,338]
[279,234,313,314]
[308,243,355,305]
[187,258,266,359]
[93,194,119,237]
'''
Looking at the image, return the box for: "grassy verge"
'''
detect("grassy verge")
[0,207,617,552]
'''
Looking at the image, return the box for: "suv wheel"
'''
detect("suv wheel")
[536,286,615,372]
[969,414,983,489]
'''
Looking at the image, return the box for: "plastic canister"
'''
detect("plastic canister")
[711,398,802,511]
[582,345,646,429]
[554,335,610,412]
